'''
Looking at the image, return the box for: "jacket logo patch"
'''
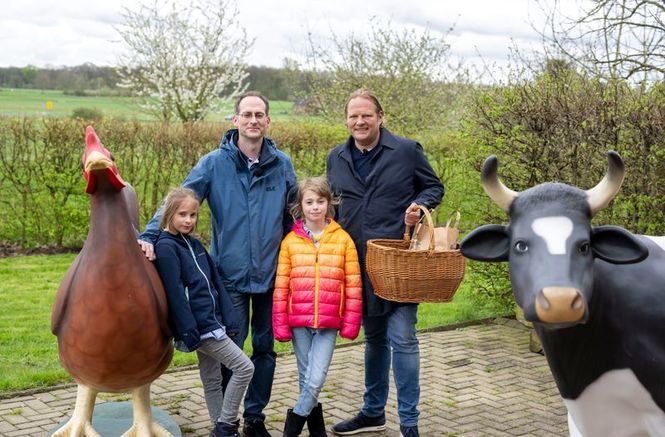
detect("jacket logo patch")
[266,186,276,191]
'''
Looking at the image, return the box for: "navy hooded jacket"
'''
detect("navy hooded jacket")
[154,230,240,351]
[141,128,297,294]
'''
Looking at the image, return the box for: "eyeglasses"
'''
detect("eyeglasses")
[237,111,267,121]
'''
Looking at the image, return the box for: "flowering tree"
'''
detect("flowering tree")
[116,0,252,122]
[287,18,468,137]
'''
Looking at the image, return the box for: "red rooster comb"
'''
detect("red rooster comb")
[82,126,126,194]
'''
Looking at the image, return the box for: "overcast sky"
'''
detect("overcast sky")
[0,0,572,73]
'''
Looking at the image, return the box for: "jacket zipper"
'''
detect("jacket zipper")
[314,250,320,328]
[182,233,224,330]
[296,229,323,327]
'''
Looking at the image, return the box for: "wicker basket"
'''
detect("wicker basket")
[366,206,466,303]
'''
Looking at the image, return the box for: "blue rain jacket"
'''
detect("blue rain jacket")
[141,128,297,294]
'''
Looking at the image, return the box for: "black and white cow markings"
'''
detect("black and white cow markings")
[461,152,665,437]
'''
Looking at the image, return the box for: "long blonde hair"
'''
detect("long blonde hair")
[290,177,338,221]
[159,187,200,232]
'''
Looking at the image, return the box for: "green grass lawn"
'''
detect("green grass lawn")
[0,88,295,122]
[0,253,504,394]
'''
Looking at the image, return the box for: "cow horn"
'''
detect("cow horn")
[481,155,518,212]
[586,151,625,216]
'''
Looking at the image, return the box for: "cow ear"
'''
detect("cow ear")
[591,226,649,264]
[461,224,510,261]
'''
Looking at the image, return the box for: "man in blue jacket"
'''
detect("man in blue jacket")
[326,89,444,437]
[140,91,297,437]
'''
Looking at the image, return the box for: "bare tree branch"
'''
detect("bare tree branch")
[286,18,470,136]
[538,0,665,84]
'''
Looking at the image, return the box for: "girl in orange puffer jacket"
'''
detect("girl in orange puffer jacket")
[273,177,362,437]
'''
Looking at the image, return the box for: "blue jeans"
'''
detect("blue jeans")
[361,304,420,427]
[220,291,276,421]
[291,328,337,417]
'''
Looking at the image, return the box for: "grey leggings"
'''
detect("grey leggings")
[197,337,254,424]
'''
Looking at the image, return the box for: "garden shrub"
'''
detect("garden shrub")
[71,107,104,121]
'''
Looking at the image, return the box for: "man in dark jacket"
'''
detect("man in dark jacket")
[140,91,297,437]
[326,89,444,437]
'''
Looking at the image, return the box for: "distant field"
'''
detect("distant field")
[0,88,295,121]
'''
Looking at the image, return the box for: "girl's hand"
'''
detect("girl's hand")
[138,239,156,261]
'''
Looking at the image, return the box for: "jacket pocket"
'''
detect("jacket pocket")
[339,282,345,317]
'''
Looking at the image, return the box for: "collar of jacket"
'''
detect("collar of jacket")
[291,219,340,240]
[336,127,398,164]
[158,229,193,245]
[220,128,278,172]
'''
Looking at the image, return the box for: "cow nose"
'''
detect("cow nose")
[535,287,586,324]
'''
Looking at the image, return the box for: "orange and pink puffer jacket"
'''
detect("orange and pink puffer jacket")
[272,219,362,341]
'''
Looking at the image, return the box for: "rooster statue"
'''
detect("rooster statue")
[51,126,174,437]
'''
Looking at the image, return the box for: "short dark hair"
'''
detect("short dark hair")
[344,88,384,116]
[235,91,270,115]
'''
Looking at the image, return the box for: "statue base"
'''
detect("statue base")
[50,401,182,436]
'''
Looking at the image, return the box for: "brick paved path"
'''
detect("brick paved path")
[0,318,568,436]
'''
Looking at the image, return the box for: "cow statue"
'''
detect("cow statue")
[460,151,665,436]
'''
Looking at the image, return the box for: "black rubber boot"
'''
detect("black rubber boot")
[283,409,307,437]
[306,403,328,437]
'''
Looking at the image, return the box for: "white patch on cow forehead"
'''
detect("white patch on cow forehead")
[564,369,665,436]
[531,216,573,255]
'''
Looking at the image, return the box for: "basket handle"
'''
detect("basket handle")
[445,209,461,229]
[403,205,435,252]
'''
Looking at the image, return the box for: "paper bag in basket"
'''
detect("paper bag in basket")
[409,210,461,251]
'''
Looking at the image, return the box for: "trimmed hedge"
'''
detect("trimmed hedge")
[0,117,481,249]
[0,118,352,247]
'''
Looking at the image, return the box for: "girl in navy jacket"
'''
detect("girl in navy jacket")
[154,188,254,437]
